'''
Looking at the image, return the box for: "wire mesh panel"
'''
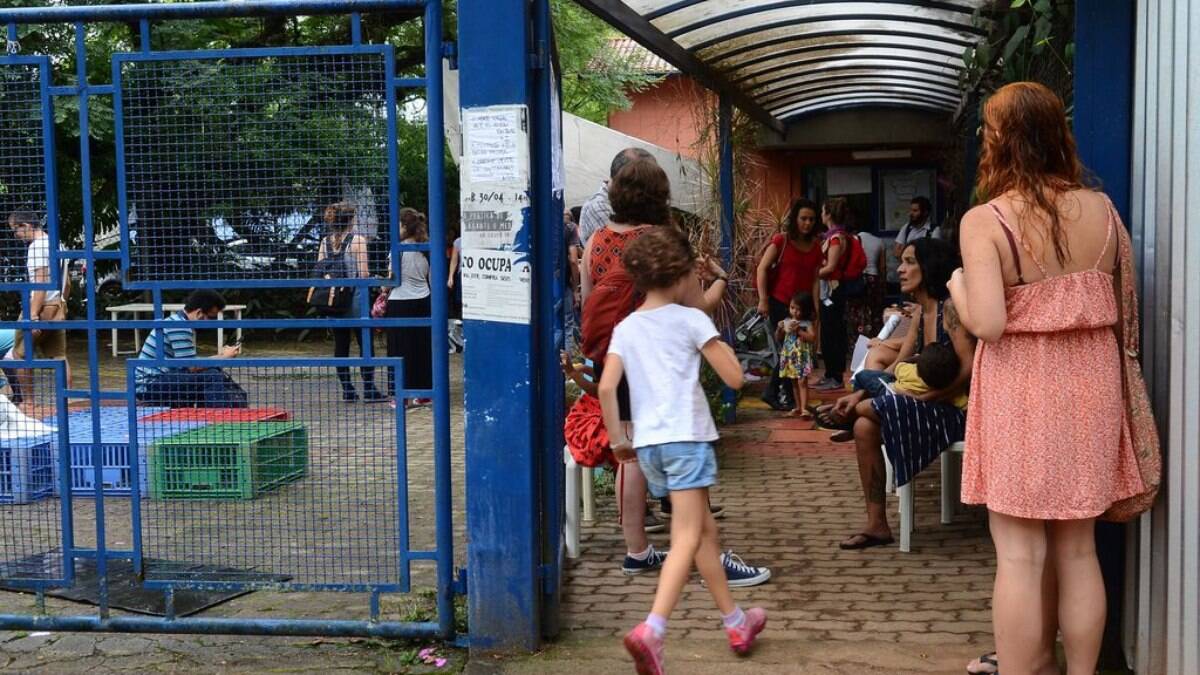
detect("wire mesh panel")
[0,58,53,287]
[130,359,412,591]
[113,47,396,285]
[0,364,68,585]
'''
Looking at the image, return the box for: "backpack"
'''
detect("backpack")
[307,234,356,316]
[836,233,868,282]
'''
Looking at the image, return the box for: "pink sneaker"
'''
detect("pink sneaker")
[726,607,766,655]
[623,623,665,675]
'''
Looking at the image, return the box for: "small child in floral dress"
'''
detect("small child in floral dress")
[776,292,817,417]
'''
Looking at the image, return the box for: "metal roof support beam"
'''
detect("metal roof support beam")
[717,93,737,423]
[572,0,785,135]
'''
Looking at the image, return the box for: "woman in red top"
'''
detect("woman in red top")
[755,198,823,410]
[579,157,732,575]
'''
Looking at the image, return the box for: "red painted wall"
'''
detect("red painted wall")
[608,75,712,159]
[607,75,947,222]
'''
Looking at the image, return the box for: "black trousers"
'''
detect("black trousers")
[762,296,794,408]
[386,295,433,396]
[820,294,847,383]
[333,325,377,393]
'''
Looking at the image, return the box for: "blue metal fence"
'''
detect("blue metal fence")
[0,0,457,641]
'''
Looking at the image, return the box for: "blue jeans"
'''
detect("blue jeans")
[136,368,247,409]
[636,441,719,498]
[852,369,895,399]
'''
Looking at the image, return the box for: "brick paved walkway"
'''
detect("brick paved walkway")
[547,397,997,673]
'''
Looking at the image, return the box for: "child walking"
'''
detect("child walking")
[598,227,767,674]
[775,291,817,417]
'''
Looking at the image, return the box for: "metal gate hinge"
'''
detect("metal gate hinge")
[530,40,547,71]
[442,41,458,70]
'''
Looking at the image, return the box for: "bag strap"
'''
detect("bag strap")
[1110,202,1140,359]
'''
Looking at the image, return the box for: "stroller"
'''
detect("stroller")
[732,307,777,380]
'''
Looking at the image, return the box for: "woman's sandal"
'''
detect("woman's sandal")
[966,652,998,675]
[838,533,894,550]
[813,406,852,431]
[830,429,854,443]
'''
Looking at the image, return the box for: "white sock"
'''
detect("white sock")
[645,613,667,638]
[722,606,745,629]
[627,545,653,561]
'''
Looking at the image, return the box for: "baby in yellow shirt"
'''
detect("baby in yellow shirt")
[891,342,968,410]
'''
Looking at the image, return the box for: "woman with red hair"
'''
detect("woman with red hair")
[950,82,1146,673]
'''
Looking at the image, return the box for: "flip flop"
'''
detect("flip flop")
[966,653,998,675]
[813,408,852,431]
[830,429,854,443]
[838,533,894,550]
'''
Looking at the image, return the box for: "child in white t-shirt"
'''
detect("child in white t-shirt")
[598,227,767,674]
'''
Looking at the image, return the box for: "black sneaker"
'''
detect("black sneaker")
[362,388,389,403]
[643,511,666,533]
[721,551,771,588]
[621,546,668,575]
[342,390,359,402]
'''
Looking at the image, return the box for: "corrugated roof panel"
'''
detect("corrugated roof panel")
[579,0,993,121]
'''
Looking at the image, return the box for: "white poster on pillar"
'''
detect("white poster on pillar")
[460,249,532,325]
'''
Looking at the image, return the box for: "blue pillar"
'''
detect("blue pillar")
[1074,0,1133,220]
[457,0,542,652]
[1073,1,1134,668]
[717,95,736,422]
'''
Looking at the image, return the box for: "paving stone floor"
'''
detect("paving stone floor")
[529,396,997,674]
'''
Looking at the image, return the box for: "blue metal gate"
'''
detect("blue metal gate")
[0,0,457,640]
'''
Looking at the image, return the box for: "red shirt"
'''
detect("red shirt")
[768,233,823,303]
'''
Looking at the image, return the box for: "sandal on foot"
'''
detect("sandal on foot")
[830,429,854,443]
[966,653,998,675]
[813,408,852,431]
[838,533,894,550]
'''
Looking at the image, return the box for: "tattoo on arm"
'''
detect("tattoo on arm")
[943,300,962,334]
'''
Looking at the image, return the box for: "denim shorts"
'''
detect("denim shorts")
[635,441,718,498]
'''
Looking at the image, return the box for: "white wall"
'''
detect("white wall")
[1131,1,1200,673]
[442,60,708,213]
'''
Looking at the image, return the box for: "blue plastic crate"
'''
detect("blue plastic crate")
[57,410,205,496]
[0,435,55,505]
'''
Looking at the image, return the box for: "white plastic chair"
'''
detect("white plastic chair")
[564,446,580,559]
[563,446,598,559]
[888,441,966,552]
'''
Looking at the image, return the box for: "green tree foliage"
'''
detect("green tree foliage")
[550,0,657,124]
[0,0,456,254]
[960,0,1074,104]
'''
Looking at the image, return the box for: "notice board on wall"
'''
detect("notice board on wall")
[879,169,935,231]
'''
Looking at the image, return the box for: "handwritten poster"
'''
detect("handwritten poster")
[462,105,529,186]
[460,104,532,324]
[459,249,531,324]
[460,188,529,250]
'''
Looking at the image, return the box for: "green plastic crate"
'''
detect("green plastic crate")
[147,422,308,500]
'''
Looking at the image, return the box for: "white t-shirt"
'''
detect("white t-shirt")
[27,234,60,303]
[858,232,885,276]
[607,303,720,449]
[389,250,431,301]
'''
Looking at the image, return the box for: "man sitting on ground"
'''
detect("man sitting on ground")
[135,289,246,409]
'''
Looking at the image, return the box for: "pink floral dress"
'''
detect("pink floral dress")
[960,200,1145,519]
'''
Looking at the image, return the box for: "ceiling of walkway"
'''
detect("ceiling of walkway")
[576,0,994,131]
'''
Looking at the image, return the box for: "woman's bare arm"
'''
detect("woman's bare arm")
[949,206,1008,342]
[818,236,843,279]
[756,243,780,315]
[580,243,594,305]
[910,300,976,402]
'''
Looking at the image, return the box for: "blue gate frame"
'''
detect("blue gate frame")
[0,0,458,640]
